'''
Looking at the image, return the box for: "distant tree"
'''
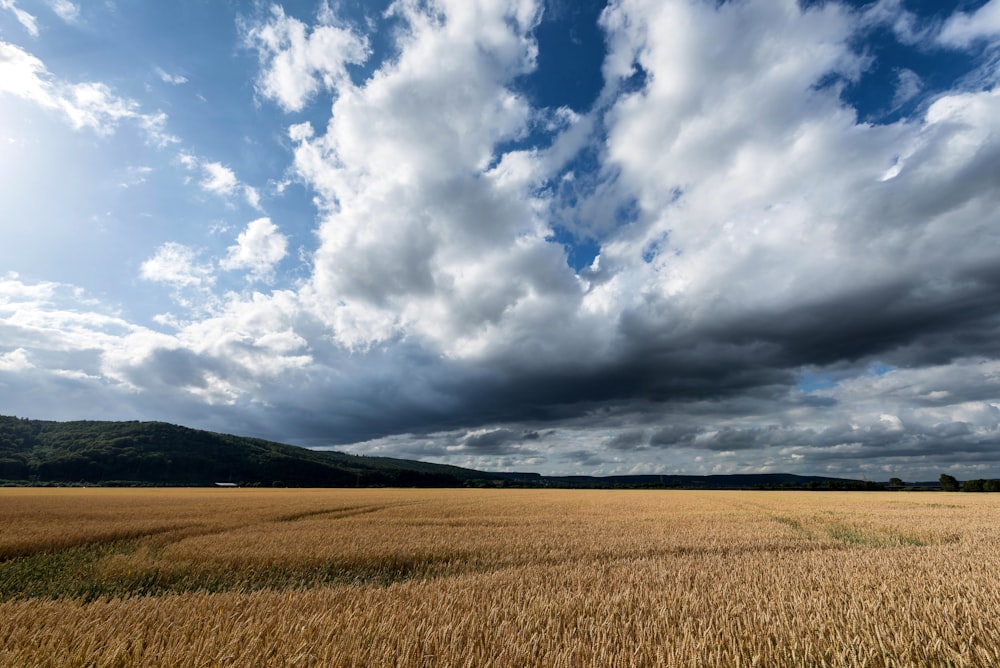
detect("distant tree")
[939,473,960,492]
[961,479,985,492]
[984,480,1000,493]
[888,477,904,488]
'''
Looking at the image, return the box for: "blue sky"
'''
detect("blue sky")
[2,0,1000,481]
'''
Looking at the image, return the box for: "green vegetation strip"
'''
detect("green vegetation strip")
[0,541,457,601]
[771,515,929,547]
[826,524,927,548]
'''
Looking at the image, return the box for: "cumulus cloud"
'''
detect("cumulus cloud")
[220,218,288,283]
[287,0,579,355]
[104,290,314,407]
[243,4,369,112]
[283,0,995,380]
[177,154,261,207]
[201,162,239,197]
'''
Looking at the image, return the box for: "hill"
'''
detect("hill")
[0,416,495,487]
[0,415,879,489]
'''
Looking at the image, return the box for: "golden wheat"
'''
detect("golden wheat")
[1,488,998,666]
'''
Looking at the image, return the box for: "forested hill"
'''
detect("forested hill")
[0,416,494,487]
[0,415,880,489]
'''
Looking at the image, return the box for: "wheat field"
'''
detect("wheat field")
[1,487,998,666]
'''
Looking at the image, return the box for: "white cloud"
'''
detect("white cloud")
[0,42,50,103]
[177,153,260,205]
[587,0,1000,330]
[0,276,141,390]
[0,276,312,413]
[45,0,79,23]
[0,347,32,372]
[177,151,198,170]
[288,0,564,351]
[0,41,173,142]
[201,161,239,197]
[155,67,188,85]
[220,217,288,283]
[101,289,315,406]
[939,0,1000,48]
[244,4,369,112]
[243,185,261,209]
[0,0,38,36]
[288,121,313,141]
[140,242,215,289]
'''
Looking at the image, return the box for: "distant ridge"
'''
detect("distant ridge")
[0,415,880,489]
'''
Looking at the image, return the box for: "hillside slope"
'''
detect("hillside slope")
[0,416,491,487]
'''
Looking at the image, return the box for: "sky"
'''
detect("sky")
[2,0,1000,481]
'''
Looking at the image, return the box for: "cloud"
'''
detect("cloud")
[0,41,175,143]
[605,430,648,451]
[177,154,261,207]
[201,162,239,197]
[104,290,313,406]
[0,348,32,372]
[140,243,219,314]
[155,67,188,85]
[45,0,79,23]
[243,4,369,112]
[938,0,1000,48]
[0,0,38,36]
[243,186,261,209]
[140,243,215,289]
[220,218,289,283]
[460,428,541,455]
[289,0,567,353]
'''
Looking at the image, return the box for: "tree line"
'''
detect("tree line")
[937,473,1000,492]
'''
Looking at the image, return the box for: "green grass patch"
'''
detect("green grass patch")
[0,541,459,601]
[826,524,928,548]
[771,515,804,531]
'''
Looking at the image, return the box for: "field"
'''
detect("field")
[1,488,999,666]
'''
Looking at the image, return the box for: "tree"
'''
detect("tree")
[962,479,985,492]
[939,473,959,492]
[888,477,904,488]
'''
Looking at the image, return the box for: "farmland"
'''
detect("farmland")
[1,488,999,666]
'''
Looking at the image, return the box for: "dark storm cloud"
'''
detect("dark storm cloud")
[648,424,701,449]
[562,449,609,467]
[604,430,648,451]
[461,428,542,455]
